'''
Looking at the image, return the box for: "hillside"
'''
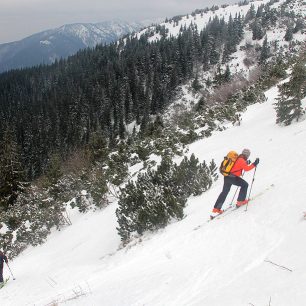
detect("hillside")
[0,0,304,181]
[0,74,305,306]
[0,0,305,304]
[137,0,305,41]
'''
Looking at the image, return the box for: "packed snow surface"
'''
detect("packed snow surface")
[1,76,306,306]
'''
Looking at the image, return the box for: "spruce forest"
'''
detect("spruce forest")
[0,0,305,258]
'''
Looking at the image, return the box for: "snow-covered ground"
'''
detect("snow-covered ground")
[157,0,306,123]
[1,0,306,304]
[137,0,273,42]
[1,75,306,306]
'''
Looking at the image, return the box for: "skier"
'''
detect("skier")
[211,148,259,217]
[0,250,8,283]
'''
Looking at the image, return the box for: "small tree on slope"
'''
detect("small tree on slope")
[275,61,306,125]
[116,154,218,243]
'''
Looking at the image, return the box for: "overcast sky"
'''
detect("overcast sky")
[0,0,239,44]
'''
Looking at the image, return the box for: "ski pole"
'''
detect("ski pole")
[6,262,16,280]
[245,166,257,212]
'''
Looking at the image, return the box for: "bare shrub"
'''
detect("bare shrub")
[243,57,255,69]
[248,66,263,83]
[209,74,249,105]
[62,149,91,175]
[244,43,260,67]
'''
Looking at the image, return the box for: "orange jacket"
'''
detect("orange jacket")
[230,156,255,177]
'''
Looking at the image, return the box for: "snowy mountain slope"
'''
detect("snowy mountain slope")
[161,0,306,122]
[1,0,306,305]
[58,20,149,47]
[0,20,150,73]
[143,0,304,44]
[136,0,271,42]
[0,73,306,305]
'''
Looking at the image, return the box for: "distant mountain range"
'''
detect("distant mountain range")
[0,20,154,73]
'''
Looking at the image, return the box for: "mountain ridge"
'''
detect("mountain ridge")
[0,19,154,72]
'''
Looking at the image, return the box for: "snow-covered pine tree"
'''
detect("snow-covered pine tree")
[172,154,218,197]
[116,172,178,242]
[245,3,256,22]
[224,65,231,82]
[284,25,293,41]
[87,129,109,163]
[88,169,108,208]
[116,154,218,242]
[275,61,306,125]
[293,18,304,34]
[0,183,69,258]
[252,19,265,40]
[192,75,202,92]
[260,36,270,64]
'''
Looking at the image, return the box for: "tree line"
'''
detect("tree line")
[0,13,246,183]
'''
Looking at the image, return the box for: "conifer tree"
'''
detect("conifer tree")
[256,4,264,18]
[245,3,256,22]
[0,128,26,211]
[44,153,64,202]
[284,26,293,41]
[45,154,63,186]
[87,129,109,163]
[224,65,231,82]
[192,75,202,91]
[293,18,304,34]
[260,36,270,64]
[116,154,218,242]
[275,61,306,125]
[252,20,265,40]
[214,66,224,86]
[222,42,231,64]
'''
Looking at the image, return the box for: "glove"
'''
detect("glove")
[253,158,259,167]
[247,159,251,165]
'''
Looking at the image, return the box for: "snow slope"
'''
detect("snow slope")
[137,0,273,42]
[1,74,306,305]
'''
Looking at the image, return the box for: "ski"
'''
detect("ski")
[193,184,274,230]
[193,204,239,230]
[208,202,246,222]
[209,205,236,221]
[211,184,275,221]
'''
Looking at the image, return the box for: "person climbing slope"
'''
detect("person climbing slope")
[211,148,259,218]
[0,250,8,283]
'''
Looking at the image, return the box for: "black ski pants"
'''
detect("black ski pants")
[214,175,248,210]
